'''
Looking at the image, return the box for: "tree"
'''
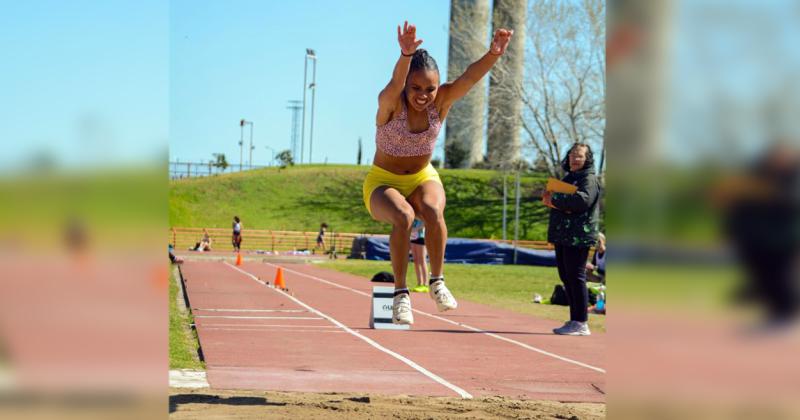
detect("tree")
[519,0,605,177]
[211,153,229,172]
[275,150,294,168]
[445,0,490,168]
[487,0,527,169]
[357,137,362,165]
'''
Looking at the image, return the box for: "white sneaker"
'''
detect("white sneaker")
[392,293,414,325]
[429,281,458,312]
[554,321,591,336]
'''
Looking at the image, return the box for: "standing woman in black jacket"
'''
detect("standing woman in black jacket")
[542,143,601,336]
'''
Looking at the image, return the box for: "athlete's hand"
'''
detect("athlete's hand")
[398,21,423,56]
[490,28,513,55]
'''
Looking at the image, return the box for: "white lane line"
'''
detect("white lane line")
[266,262,606,374]
[411,312,605,373]
[194,315,322,320]
[225,262,472,399]
[203,327,346,333]
[194,308,307,313]
[197,323,338,329]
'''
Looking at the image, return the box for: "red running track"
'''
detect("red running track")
[178,260,605,402]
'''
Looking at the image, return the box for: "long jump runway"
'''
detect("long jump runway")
[179,260,605,402]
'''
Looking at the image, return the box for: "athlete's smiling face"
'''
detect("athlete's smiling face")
[405,70,439,112]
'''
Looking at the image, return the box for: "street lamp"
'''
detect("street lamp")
[264,145,276,167]
[300,48,316,164]
[248,121,254,168]
[240,119,253,169]
[307,50,317,164]
[239,119,245,171]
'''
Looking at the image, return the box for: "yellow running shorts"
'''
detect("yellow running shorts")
[362,163,442,216]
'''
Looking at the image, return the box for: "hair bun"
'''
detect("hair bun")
[409,49,439,74]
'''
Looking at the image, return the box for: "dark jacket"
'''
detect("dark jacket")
[547,168,601,247]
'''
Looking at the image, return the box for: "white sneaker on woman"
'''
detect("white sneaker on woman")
[392,293,414,325]
[429,281,458,312]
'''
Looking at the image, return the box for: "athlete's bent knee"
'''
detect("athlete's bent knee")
[391,206,416,230]
[419,202,445,226]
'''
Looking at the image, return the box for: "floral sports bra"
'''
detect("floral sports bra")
[375,102,441,157]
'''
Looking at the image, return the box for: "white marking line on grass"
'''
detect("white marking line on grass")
[225,262,472,399]
[267,263,606,374]
[194,315,322,320]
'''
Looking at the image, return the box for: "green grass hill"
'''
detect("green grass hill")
[169,164,552,240]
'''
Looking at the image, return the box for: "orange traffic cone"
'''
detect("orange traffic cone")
[235,252,242,266]
[274,267,286,290]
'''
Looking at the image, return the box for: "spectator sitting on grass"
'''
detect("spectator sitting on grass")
[586,232,605,284]
[169,244,183,264]
[199,228,212,251]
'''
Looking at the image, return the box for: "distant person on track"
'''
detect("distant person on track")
[232,216,242,252]
[316,223,328,254]
[363,21,513,324]
[542,143,601,336]
[409,219,428,293]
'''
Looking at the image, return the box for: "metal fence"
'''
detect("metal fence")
[170,227,554,256]
[169,161,269,179]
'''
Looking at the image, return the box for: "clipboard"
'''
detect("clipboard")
[546,178,577,194]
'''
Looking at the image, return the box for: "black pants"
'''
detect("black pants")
[737,246,799,322]
[555,244,590,322]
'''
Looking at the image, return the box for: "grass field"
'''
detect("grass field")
[613,263,739,311]
[170,268,204,370]
[169,165,553,240]
[319,260,607,332]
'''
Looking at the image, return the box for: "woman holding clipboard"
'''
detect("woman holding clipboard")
[542,143,601,336]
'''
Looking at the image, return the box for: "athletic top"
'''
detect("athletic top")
[593,250,605,275]
[376,101,441,157]
[410,219,425,241]
[233,222,241,234]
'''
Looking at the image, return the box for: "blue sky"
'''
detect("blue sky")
[170,0,456,167]
[5,0,797,173]
[0,0,168,171]
[666,0,800,162]
[0,0,457,171]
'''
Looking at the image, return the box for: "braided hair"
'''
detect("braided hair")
[409,49,439,76]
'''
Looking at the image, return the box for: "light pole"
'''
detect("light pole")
[239,119,245,171]
[287,100,302,161]
[308,50,317,164]
[240,119,253,169]
[264,145,276,167]
[247,121,254,168]
[300,48,316,164]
